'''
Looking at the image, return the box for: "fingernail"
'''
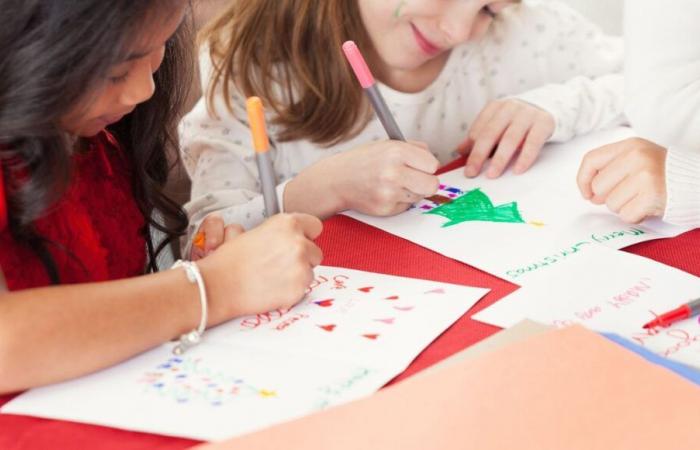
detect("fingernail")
[465,166,476,177]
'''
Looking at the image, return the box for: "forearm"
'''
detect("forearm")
[0,268,209,393]
[283,164,346,219]
[515,74,625,143]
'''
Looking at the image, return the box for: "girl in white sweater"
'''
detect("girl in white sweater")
[182,0,625,254]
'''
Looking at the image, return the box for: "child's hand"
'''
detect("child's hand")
[199,213,323,322]
[460,99,555,179]
[286,140,440,218]
[577,138,667,224]
[190,214,245,261]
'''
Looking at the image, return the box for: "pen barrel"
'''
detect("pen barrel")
[365,85,405,141]
[255,153,280,218]
[690,298,700,314]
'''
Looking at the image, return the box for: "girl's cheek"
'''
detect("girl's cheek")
[151,46,166,73]
[470,17,493,40]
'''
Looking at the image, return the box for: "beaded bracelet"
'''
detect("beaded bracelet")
[171,260,208,355]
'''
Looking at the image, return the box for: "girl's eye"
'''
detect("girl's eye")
[108,72,129,84]
[481,5,496,18]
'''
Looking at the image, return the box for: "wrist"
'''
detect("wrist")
[194,256,227,327]
[285,167,347,217]
[170,260,208,354]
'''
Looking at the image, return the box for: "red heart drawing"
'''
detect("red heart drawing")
[374,318,395,325]
[318,324,336,332]
[362,333,379,340]
[424,288,446,294]
[393,306,415,312]
[384,295,399,300]
[314,299,334,307]
[358,286,374,293]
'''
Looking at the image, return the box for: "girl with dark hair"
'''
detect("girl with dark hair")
[0,0,323,394]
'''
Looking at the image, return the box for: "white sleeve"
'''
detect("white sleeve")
[663,146,700,227]
[179,54,288,255]
[510,1,626,142]
[624,0,700,149]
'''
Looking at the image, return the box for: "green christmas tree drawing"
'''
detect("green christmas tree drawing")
[424,188,525,228]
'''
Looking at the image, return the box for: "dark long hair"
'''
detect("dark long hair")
[0,0,192,281]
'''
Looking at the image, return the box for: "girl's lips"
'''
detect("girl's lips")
[410,23,441,56]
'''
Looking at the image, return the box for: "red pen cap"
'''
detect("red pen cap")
[643,304,692,329]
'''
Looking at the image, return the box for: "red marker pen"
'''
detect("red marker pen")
[642,299,700,329]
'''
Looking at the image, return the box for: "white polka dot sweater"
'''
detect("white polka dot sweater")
[179,0,625,249]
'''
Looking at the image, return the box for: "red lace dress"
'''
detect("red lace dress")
[0,131,147,290]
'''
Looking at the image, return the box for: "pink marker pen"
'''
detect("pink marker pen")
[342,40,406,141]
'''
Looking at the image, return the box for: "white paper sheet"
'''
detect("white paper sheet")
[1,266,488,441]
[473,245,700,367]
[345,128,689,282]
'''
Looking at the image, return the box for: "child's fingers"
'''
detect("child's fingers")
[382,201,414,217]
[513,119,551,174]
[467,101,501,140]
[398,166,440,197]
[589,151,636,203]
[400,143,440,174]
[290,213,324,240]
[465,103,521,177]
[223,223,245,241]
[200,215,225,252]
[407,140,429,151]
[303,240,324,268]
[457,137,473,155]
[604,177,639,214]
[400,188,425,204]
[577,143,628,200]
[464,119,509,177]
[618,195,649,224]
[486,118,532,178]
[190,246,206,262]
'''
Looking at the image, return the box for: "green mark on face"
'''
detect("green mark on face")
[424,188,525,227]
[394,0,407,18]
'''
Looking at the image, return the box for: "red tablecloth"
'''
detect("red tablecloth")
[2,161,699,449]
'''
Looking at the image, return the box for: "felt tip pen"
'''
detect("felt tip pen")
[246,96,280,218]
[642,299,700,329]
[342,40,406,141]
[193,231,206,251]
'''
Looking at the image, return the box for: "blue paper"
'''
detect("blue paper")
[602,332,700,386]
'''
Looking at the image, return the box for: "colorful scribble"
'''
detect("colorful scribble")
[424,188,525,227]
[138,357,276,406]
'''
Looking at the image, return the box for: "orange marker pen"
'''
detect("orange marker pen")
[192,231,206,251]
[246,97,279,217]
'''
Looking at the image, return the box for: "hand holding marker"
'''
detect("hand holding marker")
[247,96,280,218]
[192,97,279,253]
[342,40,439,211]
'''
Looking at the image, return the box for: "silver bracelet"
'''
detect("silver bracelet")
[171,260,208,355]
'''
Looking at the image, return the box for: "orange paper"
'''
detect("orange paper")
[196,326,700,450]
